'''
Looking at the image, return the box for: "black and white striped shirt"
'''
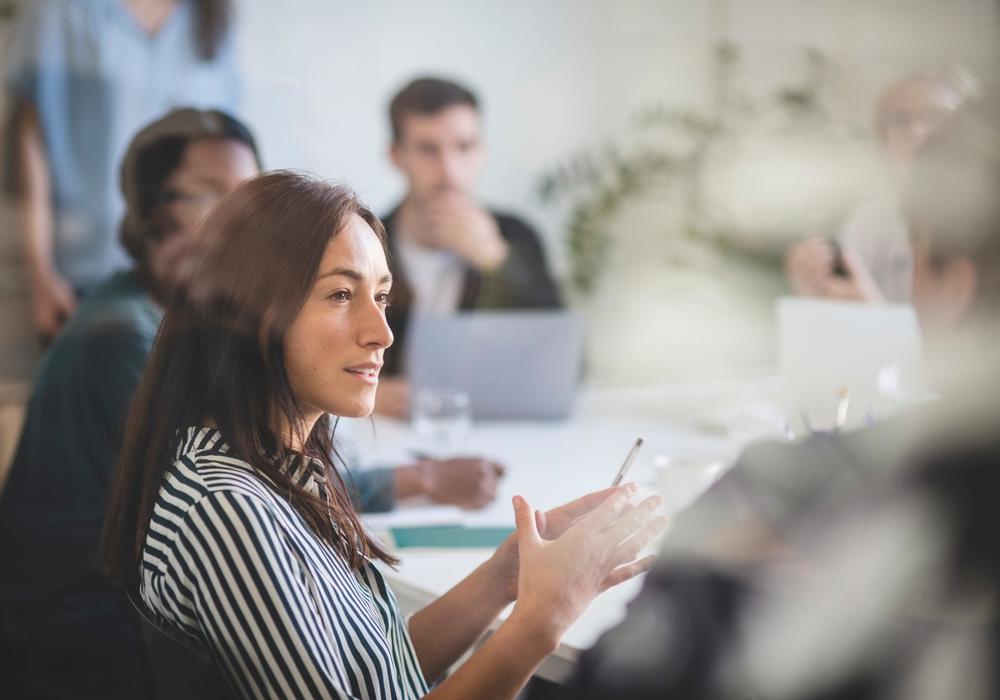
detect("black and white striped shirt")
[140,427,429,699]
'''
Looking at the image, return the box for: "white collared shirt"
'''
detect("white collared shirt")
[838,197,913,304]
[396,231,466,315]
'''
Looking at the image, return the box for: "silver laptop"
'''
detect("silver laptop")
[777,297,928,431]
[405,311,584,419]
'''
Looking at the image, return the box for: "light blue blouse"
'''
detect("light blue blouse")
[5,0,240,291]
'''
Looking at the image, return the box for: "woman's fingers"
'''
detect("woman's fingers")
[601,494,663,543]
[512,495,542,549]
[535,508,547,536]
[546,486,621,525]
[612,515,670,565]
[582,485,637,531]
[600,555,657,592]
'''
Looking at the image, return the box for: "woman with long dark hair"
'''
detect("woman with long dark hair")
[99,170,667,699]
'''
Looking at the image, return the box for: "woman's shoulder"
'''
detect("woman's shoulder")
[166,427,278,499]
[153,428,289,528]
[145,429,293,569]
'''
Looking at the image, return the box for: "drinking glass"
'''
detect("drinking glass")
[412,387,472,455]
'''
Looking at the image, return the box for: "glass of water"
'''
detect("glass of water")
[412,387,472,455]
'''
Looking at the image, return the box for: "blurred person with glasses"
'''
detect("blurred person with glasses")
[0,107,259,699]
[786,66,976,304]
[556,97,1000,700]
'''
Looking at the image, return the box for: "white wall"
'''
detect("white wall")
[235,0,697,278]
[234,0,998,280]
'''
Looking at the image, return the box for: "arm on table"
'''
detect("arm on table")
[344,459,504,513]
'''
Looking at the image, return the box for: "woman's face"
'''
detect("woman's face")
[148,138,259,292]
[284,214,394,422]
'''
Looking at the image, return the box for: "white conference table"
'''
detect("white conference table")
[350,377,784,682]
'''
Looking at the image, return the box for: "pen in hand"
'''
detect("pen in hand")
[611,438,644,487]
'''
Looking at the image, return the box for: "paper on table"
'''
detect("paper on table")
[362,500,515,533]
[457,505,515,528]
[362,504,464,532]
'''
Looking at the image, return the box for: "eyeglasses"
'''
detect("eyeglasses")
[879,107,955,134]
[158,189,225,209]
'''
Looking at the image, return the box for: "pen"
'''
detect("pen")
[834,387,851,433]
[410,450,505,477]
[611,438,644,487]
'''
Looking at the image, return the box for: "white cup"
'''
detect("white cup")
[653,455,724,515]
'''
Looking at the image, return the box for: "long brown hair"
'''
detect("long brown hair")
[100,171,397,584]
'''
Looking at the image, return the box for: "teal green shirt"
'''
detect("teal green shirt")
[0,270,159,606]
[0,270,164,698]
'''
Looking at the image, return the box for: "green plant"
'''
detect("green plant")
[539,42,840,296]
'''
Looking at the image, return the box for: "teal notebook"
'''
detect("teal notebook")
[390,525,514,549]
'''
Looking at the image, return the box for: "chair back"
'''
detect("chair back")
[124,586,230,699]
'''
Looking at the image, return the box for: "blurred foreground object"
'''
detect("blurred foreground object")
[556,95,1000,700]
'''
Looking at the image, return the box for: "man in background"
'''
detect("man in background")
[376,77,562,416]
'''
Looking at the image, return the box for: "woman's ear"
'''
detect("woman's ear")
[939,257,978,321]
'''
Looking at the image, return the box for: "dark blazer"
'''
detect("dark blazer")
[381,205,562,375]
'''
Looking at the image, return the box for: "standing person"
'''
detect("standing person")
[785,66,975,304]
[99,171,666,699]
[376,77,562,416]
[2,0,238,343]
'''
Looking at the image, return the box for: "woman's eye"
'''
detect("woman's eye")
[376,292,393,307]
[328,290,351,302]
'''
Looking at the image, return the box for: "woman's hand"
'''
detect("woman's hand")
[31,267,77,342]
[420,457,505,509]
[785,237,880,303]
[410,486,667,694]
[487,486,628,603]
[786,236,838,297]
[395,457,505,509]
[505,484,668,645]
